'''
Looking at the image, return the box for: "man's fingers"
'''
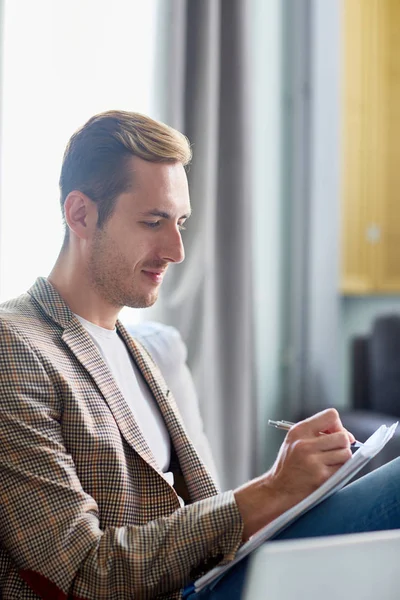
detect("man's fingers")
[291,410,356,446]
[345,428,356,444]
[323,447,352,466]
[316,430,351,451]
[307,408,343,434]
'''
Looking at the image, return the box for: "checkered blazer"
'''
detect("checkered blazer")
[0,278,243,599]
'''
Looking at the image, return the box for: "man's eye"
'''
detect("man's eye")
[142,221,186,231]
[143,221,161,229]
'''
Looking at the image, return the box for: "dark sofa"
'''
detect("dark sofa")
[340,314,400,477]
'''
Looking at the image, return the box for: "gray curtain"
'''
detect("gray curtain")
[280,0,313,420]
[148,0,257,490]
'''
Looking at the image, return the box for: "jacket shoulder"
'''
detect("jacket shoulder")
[0,291,58,342]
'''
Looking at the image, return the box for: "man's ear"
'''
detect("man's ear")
[64,191,98,240]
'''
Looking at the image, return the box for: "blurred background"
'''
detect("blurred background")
[1,0,400,491]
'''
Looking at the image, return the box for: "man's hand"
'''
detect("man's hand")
[234,409,355,540]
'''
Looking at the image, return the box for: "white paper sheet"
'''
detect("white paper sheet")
[194,421,398,593]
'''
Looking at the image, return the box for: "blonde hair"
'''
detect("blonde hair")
[59,110,192,235]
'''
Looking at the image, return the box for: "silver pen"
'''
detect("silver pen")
[268,419,364,448]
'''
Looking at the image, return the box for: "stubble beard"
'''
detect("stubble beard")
[87,229,159,310]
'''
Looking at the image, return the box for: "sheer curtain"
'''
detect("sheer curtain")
[0,0,158,328]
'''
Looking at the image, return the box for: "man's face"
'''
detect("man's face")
[87,156,191,309]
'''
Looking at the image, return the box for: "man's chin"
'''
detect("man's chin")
[125,290,159,310]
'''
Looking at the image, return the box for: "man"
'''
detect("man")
[0,110,399,600]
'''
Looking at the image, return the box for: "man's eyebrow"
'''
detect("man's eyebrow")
[138,209,192,220]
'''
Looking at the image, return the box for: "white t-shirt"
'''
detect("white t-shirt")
[75,315,181,501]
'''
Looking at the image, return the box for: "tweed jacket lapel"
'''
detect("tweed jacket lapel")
[118,322,218,501]
[28,278,161,474]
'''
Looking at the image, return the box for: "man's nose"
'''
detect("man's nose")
[162,226,185,264]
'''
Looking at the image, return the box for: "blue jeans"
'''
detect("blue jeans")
[186,457,400,600]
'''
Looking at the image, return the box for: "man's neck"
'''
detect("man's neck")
[48,253,120,330]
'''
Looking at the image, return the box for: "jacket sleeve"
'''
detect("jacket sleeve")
[0,320,243,599]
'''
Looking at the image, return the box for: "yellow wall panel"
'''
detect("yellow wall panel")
[341,0,400,293]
